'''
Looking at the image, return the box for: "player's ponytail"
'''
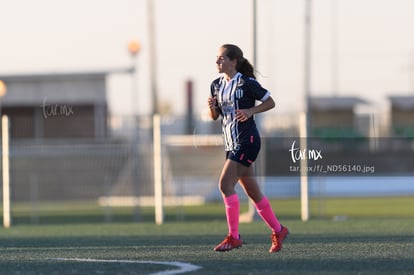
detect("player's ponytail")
[222,44,256,79]
[238,58,255,79]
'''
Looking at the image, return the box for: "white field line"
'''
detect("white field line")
[48,258,202,275]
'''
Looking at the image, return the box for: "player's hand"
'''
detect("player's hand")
[236,109,253,122]
[208,96,217,109]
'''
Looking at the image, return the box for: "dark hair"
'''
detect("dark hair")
[222,44,256,79]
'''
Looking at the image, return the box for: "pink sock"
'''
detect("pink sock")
[223,194,240,239]
[254,196,282,233]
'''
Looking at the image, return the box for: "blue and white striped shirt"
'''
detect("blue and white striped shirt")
[210,72,271,151]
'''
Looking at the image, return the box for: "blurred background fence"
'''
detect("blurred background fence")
[3,115,225,207]
[1,112,414,225]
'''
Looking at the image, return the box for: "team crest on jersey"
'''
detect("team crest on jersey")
[235,88,244,99]
[235,78,244,98]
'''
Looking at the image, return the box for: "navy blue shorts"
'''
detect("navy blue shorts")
[226,134,261,167]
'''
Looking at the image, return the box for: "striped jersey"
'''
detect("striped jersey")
[210,72,271,151]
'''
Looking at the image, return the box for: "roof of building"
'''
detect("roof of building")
[388,95,414,110]
[310,96,368,111]
[0,68,132,81]
[0,70,131,106]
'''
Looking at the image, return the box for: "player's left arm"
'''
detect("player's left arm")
[251,96,275,114]
[236,77,275,122]
[236,96,275,122]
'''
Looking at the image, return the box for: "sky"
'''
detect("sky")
[1,0,414,117]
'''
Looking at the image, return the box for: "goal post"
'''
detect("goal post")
[153,114,164,225]
[2,115,11,228]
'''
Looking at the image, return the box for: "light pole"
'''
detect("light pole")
[0,79,6,138]
[244,0,259,222]
[128,39,141,221]
[147,0,158,116]
[252,0,257,67]
[127,39,141,116]
[127,40,141,221]
[0,80,6,96]
[300,0,312,222]
[331,0,339,96]
[0,80,6,116]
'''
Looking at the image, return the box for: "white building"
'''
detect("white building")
[0,71,109,139]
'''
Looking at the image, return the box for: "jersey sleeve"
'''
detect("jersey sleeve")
[245,77,271,102]
[210,78,222,115]
[210,78,221,97]
[210,81,217,97]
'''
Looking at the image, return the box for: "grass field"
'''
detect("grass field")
[1,197,413,274]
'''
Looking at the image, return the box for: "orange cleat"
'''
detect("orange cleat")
[213,234,242,252]
[269,225,289,253]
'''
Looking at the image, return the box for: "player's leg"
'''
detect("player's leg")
[238,165,263,203]
[214,159,246,251]
[218,158,244,196]
[239,171,281,232]
[239,168,289,253]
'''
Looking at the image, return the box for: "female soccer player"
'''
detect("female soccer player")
[208,44,289,253]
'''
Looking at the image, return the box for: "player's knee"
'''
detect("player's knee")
[218,179,234,196]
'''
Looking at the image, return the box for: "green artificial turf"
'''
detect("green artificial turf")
[0,197,413,274]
